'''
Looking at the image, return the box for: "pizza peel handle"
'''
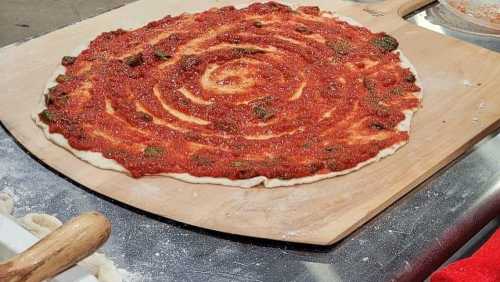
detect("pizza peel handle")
[0,212,111,282]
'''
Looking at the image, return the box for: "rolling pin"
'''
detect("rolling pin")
[0,212,111,282]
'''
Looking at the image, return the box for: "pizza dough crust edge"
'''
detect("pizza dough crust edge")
[32,12,423,188]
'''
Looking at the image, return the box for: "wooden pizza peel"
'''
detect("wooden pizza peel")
[0,0,499,245]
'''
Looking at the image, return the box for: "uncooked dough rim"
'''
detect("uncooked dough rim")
[32,8,423,188]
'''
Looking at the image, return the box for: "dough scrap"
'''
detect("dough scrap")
[0,193,14,215]
[79,253,123,282]
[19,213,63,238]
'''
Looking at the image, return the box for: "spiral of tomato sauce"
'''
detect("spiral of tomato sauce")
[40,2,421,180]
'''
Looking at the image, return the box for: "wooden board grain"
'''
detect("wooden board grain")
[0,0,499,245]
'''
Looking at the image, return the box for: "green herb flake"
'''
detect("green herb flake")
[308,162,323,173]
[153,49,172,61]
[327,39,351,56]
[253,105,275,121]
[405,73,416,83]
[61,56,76,66]
[144,146,163,157]
[371,34,399,53]
[192,155,214,166]
[44,92,54,106]
[48,86,57,93]
[363,77,376,92]
[39,109,55,124]
[59,94,69,103]
[371,123,385,130]
[364,94,379,106]
[178,97,189,106]
[124,53,144,67]
[55,74,71,83]
[295,26,313,34]
[233,47,266,57]
[45,92,69,106]
[390,87,403,95]
[136,111,153,122]
[324,146,335,153]
[326,159,336,171]
[253,21,263,28]
[375,105,390,117]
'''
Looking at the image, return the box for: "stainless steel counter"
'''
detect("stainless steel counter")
[0,1,499,281]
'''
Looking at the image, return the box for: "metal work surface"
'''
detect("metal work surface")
[0,1,499,281]
[407,2,500,52]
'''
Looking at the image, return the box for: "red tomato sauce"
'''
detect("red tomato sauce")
[40,2,421,180]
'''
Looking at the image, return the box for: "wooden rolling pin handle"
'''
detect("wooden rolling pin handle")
[0,211,111,282]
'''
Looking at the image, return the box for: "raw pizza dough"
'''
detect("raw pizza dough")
[0,193,13,215]
[33,3,423,188]
[0,192,123,282]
